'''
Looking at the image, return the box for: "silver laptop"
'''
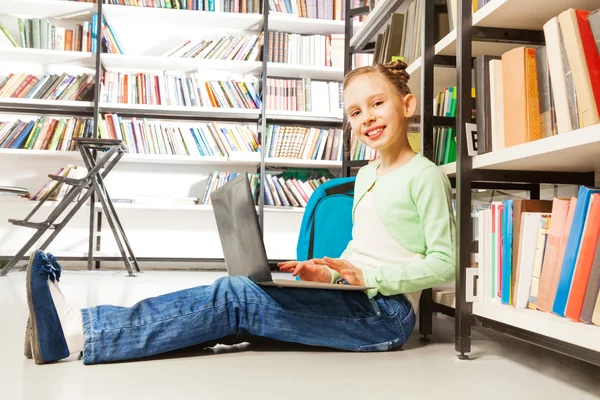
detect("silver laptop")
[210,173,373,291]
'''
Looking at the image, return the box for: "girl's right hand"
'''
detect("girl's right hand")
[277,260,333,283]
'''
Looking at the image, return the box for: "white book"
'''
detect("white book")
[489,59,504,151]
[543,17,575,133]
[514,213,545,309]
[54,27,65,51]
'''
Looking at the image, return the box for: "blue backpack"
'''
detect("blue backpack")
[296,177,356,262]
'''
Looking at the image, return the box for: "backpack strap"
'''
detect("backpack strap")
[308,218,316,260]
[308,181,355,259]
[324,181,355,197]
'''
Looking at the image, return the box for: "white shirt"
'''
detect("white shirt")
[344,191,423,312]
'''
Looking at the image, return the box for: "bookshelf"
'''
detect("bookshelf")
[0,48,95,66]
[344,0,600,367]
[0,0,352,271]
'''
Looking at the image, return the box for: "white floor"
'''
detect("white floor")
[1,269,599,400]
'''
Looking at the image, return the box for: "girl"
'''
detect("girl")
[24,60,456,365]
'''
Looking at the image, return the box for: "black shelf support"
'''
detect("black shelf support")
[471,170,596,186]
[455,0,474,359]
[472,27,545,45]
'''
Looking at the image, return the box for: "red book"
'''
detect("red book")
[565,194,600,321]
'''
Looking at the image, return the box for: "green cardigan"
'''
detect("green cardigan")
[334,153,456,298]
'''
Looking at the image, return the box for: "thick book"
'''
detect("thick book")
[510,199,553,304]
[553,186,600,316]
[501,47,542,148]
[558,9,600,128]
[536,197,574,312]
[565,193,600,321]
[474,55,500,154]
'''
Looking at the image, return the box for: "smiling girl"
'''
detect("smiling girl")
[24,61,455,365]
[280,59,456,322]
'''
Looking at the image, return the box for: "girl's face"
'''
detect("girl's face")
[343,72,416,153]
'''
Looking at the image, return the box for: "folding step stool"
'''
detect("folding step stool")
[0,138,140,277]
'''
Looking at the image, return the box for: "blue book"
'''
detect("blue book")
[10,121,35,149]
[552,186,600,316]
[501,200,514,305]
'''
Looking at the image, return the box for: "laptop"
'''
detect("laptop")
[210,174,373,291]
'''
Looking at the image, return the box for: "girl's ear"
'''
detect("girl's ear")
[403,94,417,118]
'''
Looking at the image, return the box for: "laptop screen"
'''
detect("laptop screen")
[210,174,273,283]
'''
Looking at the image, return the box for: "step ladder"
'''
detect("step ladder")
[0,138,140,277]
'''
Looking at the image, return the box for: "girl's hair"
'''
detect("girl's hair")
[343,60,411,97]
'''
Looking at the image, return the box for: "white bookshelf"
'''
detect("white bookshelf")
[102,4,263,30]
[265,158,342,168]
[472,302,600,353]
[0,148,262,166]
[269,12,346,35]
[100,55,343,81]
[433,124,600,178]
[0,0,96,19]
[472,124,600,172]
[100,54,263,75]
[266,109,343,123]
[0,2,350,266]
[98,103,262,121]
[0,48,95,67]
[432,293,600,353]
[0,98,94,111]
[268,63,344,80]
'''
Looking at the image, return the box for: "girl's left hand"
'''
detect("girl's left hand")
[314,257,366,286]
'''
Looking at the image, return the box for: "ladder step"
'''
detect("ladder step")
[8,219,59,230]
[48,174,86,186]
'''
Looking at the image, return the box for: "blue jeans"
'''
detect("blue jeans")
[80,276,416,365]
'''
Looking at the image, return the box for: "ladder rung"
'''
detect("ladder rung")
[8,219,59,230]
[48,174,87,186]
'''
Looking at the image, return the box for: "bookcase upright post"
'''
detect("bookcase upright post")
[454,0,474,359]
[88,0,105,271]
[258,0,270,234]
[417,0,438,342]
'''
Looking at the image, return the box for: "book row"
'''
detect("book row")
[268,0,345,21]
[0,72,95,101]
[371,0,495,65]
[433,86,458,166]
[264,124,342,161]
[99,114,259,156]
[201,169,329,208]
[101,0,263,13]
[0,17,96,52]
[475,8,600,154]
[32,165,87,202]
[161,33,263,62]
[0,117,93,151]
[100,71,261,108]
[267,32,343,68]
[475,189,600,327]
[265,77,342,114]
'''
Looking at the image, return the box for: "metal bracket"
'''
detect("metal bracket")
[472,170,596,185]
[472,27,545,45]
[349,5,370,17]
[465,267,479,303]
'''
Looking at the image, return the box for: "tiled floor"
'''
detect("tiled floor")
[1,269,599,400]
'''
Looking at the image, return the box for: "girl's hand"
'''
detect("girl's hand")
[277,260,333,283]
[315,257,366,286]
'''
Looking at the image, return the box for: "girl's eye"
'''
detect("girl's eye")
[350,110,360,117]
[373,101,383,107]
